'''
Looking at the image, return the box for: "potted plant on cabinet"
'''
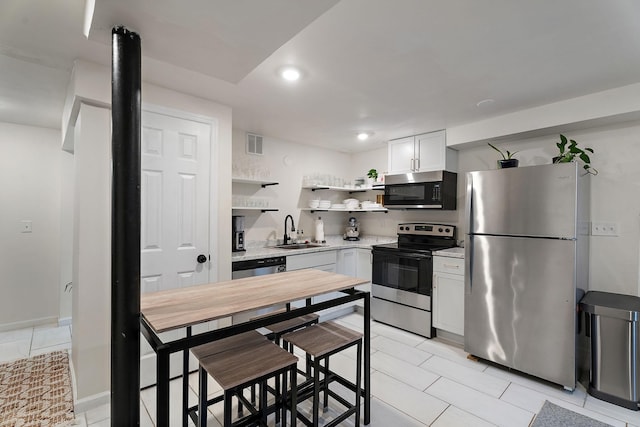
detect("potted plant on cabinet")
[553,134,598,175]
[488,142,519,168]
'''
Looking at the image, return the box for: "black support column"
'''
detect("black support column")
[111,26,141,426]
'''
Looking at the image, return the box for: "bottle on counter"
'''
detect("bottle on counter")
[315,217,325,243]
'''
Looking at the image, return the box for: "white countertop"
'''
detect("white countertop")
[232,235,397,262]
[433,247,465,258]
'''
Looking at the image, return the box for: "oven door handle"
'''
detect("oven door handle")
[372,251,431,261]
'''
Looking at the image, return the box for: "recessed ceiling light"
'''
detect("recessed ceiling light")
[357,132,373,141]
[280,67,301,81]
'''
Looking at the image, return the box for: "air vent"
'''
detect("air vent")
[246,133,264,155]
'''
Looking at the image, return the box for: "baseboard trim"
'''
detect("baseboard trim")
[74,391,110,414]
[0,316,59,332]
[58,317,72,327]
[68,350,110,414]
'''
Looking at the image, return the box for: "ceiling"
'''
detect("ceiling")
[1,0,640,152]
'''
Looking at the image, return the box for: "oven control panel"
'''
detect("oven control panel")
[397,223,455,238]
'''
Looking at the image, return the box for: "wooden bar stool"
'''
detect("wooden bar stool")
[189,331,298,427]
[282,321,363,427]
[252,308,319,423]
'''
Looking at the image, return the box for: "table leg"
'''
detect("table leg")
[157,349,170,427]
[364,292,371,425]
[183,327,191,427]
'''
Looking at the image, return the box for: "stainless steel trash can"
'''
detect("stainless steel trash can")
[580,291,640,411]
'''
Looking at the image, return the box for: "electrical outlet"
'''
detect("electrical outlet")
[20,220,32,233]
[591,221,618,236]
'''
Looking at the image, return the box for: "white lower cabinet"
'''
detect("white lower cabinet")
[287,251,345,318]
[337,248,372,309]
[337,248,357,276]
[432,256,465,336]
[288,248,372,318]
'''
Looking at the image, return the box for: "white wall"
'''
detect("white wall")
[232,132,461,242]
[59,150,74,322]
[0,122,61,329]
[232,130,353,242]
[71,104,112,401]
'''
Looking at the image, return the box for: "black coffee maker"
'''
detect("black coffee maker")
[232,215,245,252]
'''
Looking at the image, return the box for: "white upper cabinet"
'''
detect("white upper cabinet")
[388,130,457,174]
[388,136,416,174]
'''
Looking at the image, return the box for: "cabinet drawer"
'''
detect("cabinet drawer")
[287,250,337,271]
[433,256,464,275]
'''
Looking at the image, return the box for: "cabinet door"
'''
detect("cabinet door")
[388,136,416,174]
[433,271,464,335]
[356,248,372,282]
[337,249,357,277]
[354,248,372,302]
[415,130,445,172]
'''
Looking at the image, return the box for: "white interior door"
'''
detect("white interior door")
[140,109,212,388]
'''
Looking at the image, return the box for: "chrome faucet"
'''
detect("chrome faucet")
[284,215,296,245]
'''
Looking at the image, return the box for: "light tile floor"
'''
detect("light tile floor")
[1,314,638,426]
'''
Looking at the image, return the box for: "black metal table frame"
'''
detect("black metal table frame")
[140,288,371,427]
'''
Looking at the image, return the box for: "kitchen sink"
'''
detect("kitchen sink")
[273,243,326,250]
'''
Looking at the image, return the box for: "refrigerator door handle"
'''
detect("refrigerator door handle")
[465,173,474,293]
[465,236,473,293]
[465,173,474,233]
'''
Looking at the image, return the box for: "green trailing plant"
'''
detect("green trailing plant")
[553,134,598,175]
[487,142,518,160]
[367,169,378,180]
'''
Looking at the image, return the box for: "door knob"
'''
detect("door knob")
[197,254,208,264]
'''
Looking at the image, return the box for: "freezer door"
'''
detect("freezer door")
[466,163,578,238]
[464,235,577,389]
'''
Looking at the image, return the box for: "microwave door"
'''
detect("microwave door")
[384,183,442,208]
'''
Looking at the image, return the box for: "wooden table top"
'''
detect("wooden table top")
[141,269,368,333]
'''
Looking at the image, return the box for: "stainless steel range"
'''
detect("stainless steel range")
[371,223,456,338]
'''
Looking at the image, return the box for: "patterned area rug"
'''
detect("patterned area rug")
[531,401,613,427]
[0,351,74,426]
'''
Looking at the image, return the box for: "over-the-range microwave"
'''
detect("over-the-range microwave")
[383,170,457,210]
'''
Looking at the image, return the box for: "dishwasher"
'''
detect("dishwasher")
[231,256,287,323]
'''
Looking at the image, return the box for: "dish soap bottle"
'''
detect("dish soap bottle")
[315,216,325,243]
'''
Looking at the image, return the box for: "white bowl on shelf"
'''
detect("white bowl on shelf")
[331,203,346,209]
[309,200,320,209]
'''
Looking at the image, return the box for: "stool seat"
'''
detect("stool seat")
[191,330,266,360]
[264,313,320,335]
[199,339,298,391]
[191,335,299,426]
[251,309,320,335]
[283,320,362,357]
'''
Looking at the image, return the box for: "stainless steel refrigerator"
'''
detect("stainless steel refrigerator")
[464,162,590,390]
